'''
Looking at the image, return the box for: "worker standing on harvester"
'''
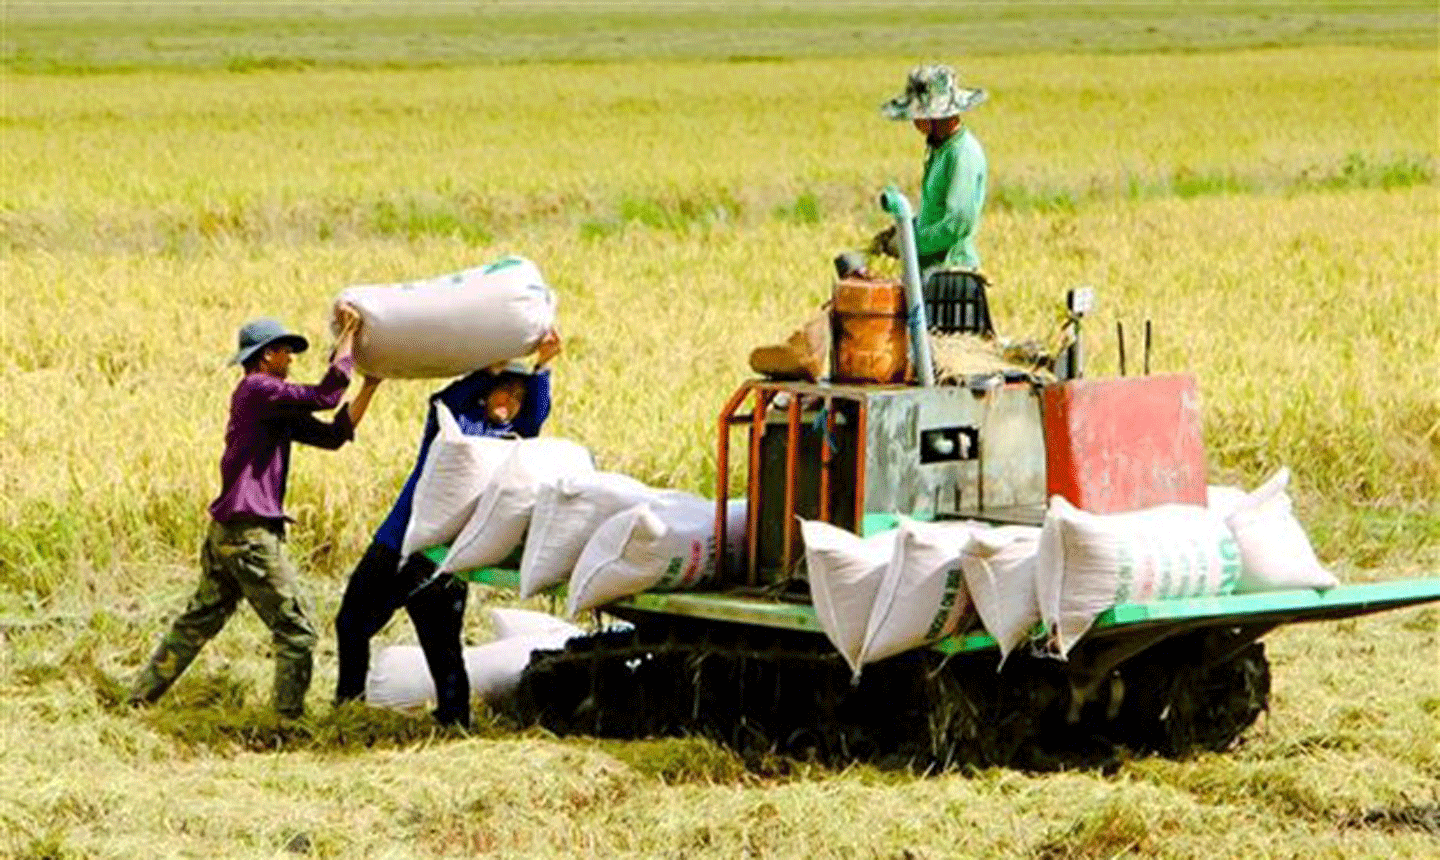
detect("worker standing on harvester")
[333,329,561,728]
[129,310,382,719]
[869,64,993,335]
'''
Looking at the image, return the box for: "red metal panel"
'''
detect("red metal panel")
[1041,373,1207,514]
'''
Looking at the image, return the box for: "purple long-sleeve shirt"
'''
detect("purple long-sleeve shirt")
[208,355,356,524]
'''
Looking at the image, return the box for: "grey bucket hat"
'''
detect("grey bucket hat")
[882,64,987,120]
[230,318,309,366]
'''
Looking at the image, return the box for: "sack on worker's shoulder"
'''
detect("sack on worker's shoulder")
[337,256,557,379]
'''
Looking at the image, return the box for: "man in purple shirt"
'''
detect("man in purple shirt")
[130,312,382,719]
[333,330,559,728]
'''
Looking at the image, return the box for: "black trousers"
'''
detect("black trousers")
[334,540,470,726]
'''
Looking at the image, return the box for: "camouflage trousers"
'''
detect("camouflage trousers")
[130,518,318,718]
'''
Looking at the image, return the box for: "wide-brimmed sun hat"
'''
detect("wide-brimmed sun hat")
[230,318,309,366]
[881,64,987,120]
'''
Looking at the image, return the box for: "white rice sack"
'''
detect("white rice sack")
[565,494,747,618]
[519,472,657,598]
[858,518,987,671]
[1227,467,1339,593]
[488,607,585,641]
[364,645,434,710]
[400,404,515,557]
[959,528,1043,664]
[465,632,574,705]
[439,438,595,574]
[1205,485,1250,520]
[337,257,557,379]
[800,520,897,677]
[1038,496,1241,657]
[365,631,576,711]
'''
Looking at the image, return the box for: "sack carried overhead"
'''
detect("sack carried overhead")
[565,494,747,618]
[336,256,557,379]
[439,438,595,574]
[519,472,658,599]
[400,404,515,557]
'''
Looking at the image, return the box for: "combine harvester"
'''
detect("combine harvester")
[428,189,1440,771]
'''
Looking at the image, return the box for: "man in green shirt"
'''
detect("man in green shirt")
[871,64,989,275]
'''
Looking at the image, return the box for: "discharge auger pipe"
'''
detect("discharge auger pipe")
[879,185,936,387]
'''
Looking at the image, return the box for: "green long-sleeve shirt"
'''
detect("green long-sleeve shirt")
[914,128,987,271]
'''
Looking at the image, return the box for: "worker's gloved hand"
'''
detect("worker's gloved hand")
[867,225,899,258]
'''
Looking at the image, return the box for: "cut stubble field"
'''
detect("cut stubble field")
[1,5,1438,858]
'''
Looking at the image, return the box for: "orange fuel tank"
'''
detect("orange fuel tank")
[831,278,910,385]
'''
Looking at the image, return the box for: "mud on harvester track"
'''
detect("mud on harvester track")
[507,617,1270,772]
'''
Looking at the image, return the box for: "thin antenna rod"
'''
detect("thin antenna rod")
[1117,320,1127,376]
[1144,320,1152,375]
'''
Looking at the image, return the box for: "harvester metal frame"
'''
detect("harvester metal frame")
[417,184,1440,768]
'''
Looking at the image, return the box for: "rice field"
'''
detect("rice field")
[1,2,1438,858]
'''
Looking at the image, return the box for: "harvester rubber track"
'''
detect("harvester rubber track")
[508,618,1270,772]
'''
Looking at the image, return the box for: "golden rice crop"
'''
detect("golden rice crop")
[5,49,1437,600]
[4,187,1436,603]
[3,49,1434,248]
[1,37,1438,860]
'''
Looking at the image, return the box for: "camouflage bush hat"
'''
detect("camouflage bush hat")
[881,64,987,120]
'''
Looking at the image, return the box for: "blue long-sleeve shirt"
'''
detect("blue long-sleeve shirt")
[372,368,552,552]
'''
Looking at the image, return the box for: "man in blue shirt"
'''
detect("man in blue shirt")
[334,330,560,727]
